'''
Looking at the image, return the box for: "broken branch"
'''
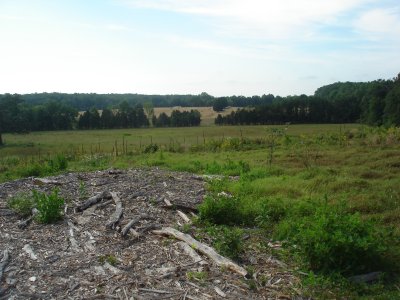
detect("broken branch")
[76,191,111,212]
[106,192,123,229]
[153,227,247,276]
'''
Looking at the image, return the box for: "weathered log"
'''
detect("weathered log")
[106,192,123,229]
[161,204,198,213]
[0,250,10,282]
[177,242,207,265]
[67,220,81,252]
[76,191,111,212]
[153,227,247,276]
[138,223,162,234]
[32,178,62,186]
[0,209,14,216]
[177,210,191,223]
[121,214,150,237]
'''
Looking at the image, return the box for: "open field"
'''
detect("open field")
[1,123,399,299]
[153,106,240,126]
[0,124,359,157]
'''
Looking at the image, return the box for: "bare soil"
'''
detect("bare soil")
[0,168,300,299]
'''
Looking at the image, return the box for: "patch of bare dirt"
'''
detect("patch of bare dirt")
[0,168,301,299]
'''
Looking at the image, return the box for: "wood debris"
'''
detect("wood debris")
[0,168,300,299]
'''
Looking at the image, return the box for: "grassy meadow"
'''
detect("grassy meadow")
[1,123,400,299]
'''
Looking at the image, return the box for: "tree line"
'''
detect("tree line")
[153,110,201,127]
[216,74,400,126]
[0,97,203,145]
[16,92,276,111]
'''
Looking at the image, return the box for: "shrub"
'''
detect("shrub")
[143,143,158,153]
[33,188,65,223]
[256,197,287,228]
[199,194,242,225]
[207,225,244,260]
[275,200,392,275]
[7,193,35,217]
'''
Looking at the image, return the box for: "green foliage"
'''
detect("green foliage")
[275,200,393,275]
[186,271,208,282]
[199,194,244,226]
[48,154,68,171]
[256,197,287,228]
[143,143,158,153]
[79,180,88,200]
[99,254,118,266]
[206,225,244,260]
[7,193,35,217]
[33,188,65,223]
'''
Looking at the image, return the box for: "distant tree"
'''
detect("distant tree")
[155,112,170,127]
[143,101,155,126]
[383,75,400,126]
[213,98,228,112]
[0,94,24,145]
[100,108,114,129]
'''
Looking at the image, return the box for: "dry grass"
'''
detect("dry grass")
[154,106,240,126]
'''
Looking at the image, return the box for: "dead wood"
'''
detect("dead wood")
[67,220,81,252]
[106,192,123,229]
[17,208,38,229]
[76,191,112,212]
[137,223,162,234]
[0,209,14,216]
[0,250,10,283]
[121,213,151,237]
[177,210,191,223]
[177,242,207,266]
[32,178,62,186]
[153,227,247,277]
[161,204,198,213]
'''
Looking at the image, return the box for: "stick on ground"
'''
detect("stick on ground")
[153,227,247,276]
[106,192,123,229]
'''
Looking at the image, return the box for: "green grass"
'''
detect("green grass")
[1,124,400,299]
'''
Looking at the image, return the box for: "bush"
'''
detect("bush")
[199,194,242,225]
[256,197,287,228]
[143,143,158,153]
[207,226,244,260]
[275,200,392,275]
[7,193,35,217]
[33,188,65,223]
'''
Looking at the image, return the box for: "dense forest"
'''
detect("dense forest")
[18,92,275,110]
[216,74,400,126]
[1,74,399,145]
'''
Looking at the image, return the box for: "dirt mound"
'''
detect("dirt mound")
[0,168,299,299]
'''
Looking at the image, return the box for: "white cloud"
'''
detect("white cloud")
[354,7,400,40]
[121,0,375,39]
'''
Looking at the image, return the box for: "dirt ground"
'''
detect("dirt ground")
[0,168,301,299]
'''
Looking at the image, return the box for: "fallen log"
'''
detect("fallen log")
[106,192,123,229]
[32,178,62,186]
[121,213,151,237]
[177,210,191,223]
[153,227,247,276]
[161,203,198,213]
[76,191,112,212]
[0,250,10,282]
[177,242,207,266]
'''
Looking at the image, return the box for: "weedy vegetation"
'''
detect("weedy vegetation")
[1,124,400,298]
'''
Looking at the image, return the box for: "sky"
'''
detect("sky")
[0,0,399,97]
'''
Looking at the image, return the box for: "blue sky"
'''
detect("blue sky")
[0,0,399,96]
